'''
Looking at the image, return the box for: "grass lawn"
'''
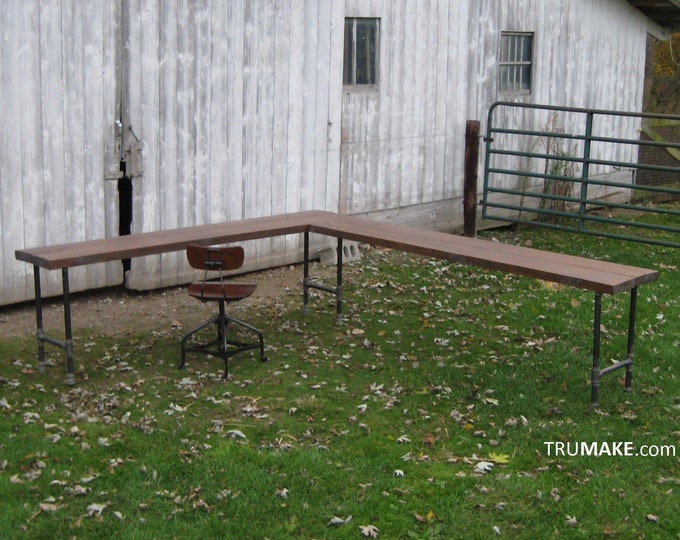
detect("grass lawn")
[0,212,678,539]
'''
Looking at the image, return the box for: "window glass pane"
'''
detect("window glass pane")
[499,32,533,93]
[343,19,354,85]
[510,35,518,62]
[355,19,377,85]
[519,65,531,90]
[343,18,378,86]
[510,65,519,91]
[501,34,510,62]
[521,35,532,62]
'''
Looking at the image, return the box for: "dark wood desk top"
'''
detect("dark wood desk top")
[16,210,658,295]
[15,211,328,270]
[309,214,658,295]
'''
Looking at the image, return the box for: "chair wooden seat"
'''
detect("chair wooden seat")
[179,245,267,378]
[187,281,257,302]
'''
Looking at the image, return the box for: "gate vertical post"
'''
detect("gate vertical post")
[578,112,594,233]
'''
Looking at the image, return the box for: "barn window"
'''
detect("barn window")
[499,32,533,93]
[343,18,379,86]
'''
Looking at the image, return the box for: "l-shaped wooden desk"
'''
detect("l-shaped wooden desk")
[15,210,658,406]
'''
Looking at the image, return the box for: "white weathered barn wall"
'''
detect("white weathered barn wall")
[0,0,662,305]
[0,1,122,305]
[340,0,651,225]
[479,0,649,203]
[340,0,471,217]
[123,0,344,290]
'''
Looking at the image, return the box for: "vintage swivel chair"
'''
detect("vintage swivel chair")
[179,244,267,378]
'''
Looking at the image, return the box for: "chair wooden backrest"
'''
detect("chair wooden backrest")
[186,245,244,272]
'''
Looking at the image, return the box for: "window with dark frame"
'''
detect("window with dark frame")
[499,32,533,93]
[343,17,379,86]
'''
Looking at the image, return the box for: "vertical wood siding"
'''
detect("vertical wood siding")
[339,0,650,217]
[0,0,660,305]
[123,0,343,289]
[1,1,121,304]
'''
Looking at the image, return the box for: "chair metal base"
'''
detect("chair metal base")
[179,302,267,378]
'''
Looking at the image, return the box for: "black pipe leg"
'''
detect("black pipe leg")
[624,288,637,392]
[336,238,343,324]
[62,269,76,386]
[303,231,310,315]
[219,302,230,379]
[590,293,602,408]
[33,266,46,372]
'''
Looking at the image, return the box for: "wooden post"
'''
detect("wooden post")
[463,120,480,237]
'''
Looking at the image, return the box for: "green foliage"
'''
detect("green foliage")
[539,112,577,213]
[646,33,680,113]
[1,212,679,539]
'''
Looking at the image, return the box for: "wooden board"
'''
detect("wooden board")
[17,211,658,296]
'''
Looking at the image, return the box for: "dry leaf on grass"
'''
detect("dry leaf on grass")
[360,524,380,537]
[327,515,352,527]
[86,502,108,517]
[565,515,578,527]
[39,502,61,513]
[414,510,436,522]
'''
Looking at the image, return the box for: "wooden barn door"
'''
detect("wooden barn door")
[120,0,344,291]
[120,0,226,290]
[0,2,125,305]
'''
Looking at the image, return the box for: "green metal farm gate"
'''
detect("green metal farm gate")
[482,102,680,248]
